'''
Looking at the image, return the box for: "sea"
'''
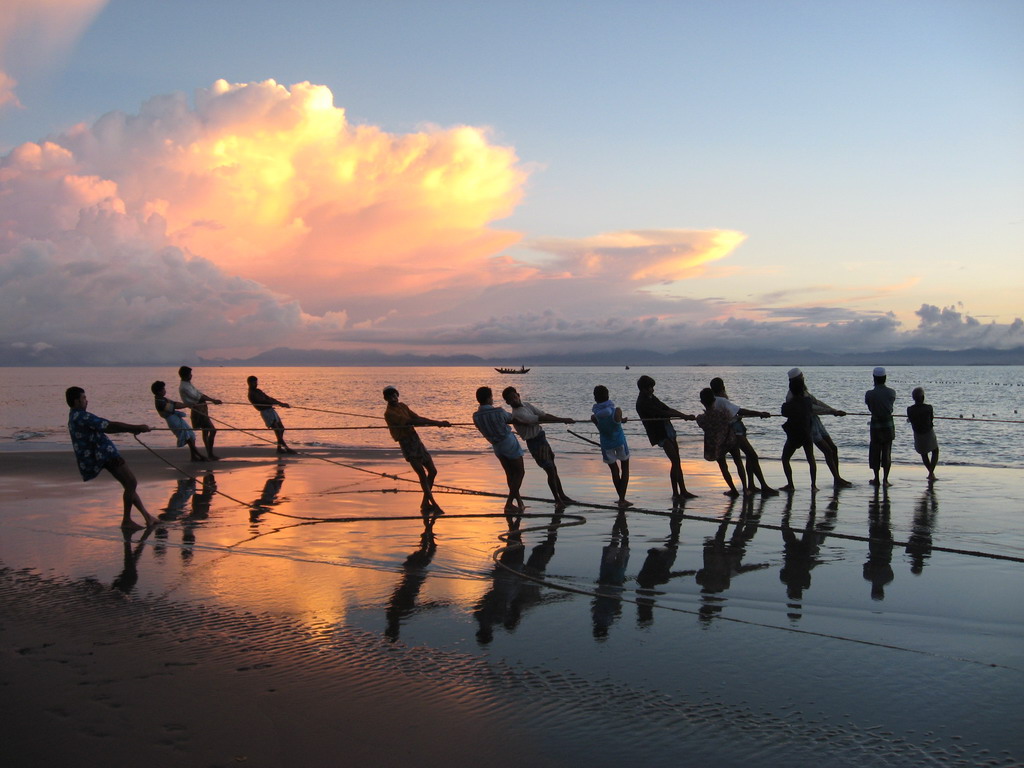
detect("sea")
[4,364,1023,469]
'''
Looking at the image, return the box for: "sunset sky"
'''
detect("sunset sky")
[1,0,1022,364]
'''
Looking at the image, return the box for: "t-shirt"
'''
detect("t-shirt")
[865,385,897,432]
[635,391,678,446]
[179,380,208,415]
[384,401,421,442]
[906,402,934,434]
[473,404,514,444]
[68,408,120,481]
[247,387,281,412]
[510,402,545,441]
[696,407,734,461]
[592,400,626,450]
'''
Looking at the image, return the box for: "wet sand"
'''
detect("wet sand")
[2,445,1023,767]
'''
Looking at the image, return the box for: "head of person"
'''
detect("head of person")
[699,387,716,408]
[710,377,725,396]
[382,385,399,402]
[65,386,86,408]
[873,366,887,385]
[787,367,805,395]
[912,386,925,404]
[476,386,493,405]
[151,380,166,395]
[178,365,192,381]
[637,375,655,392]
[593,385,609,403]
[247,375,258,388]
[502,386,521,407]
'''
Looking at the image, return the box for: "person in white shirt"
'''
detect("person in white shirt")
[502,386,575,506]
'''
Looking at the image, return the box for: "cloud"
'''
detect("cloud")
[0,0,108,112]
[0,79,531,363]
[49,79,528,312]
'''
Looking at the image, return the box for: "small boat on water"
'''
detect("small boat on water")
[495,366,530,374]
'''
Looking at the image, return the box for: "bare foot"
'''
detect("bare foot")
[869,478,879,486]
[617,499,634,508]
[760,486,779,495]
[779,484,795,492]
[724,489,740,498]
[121,519,145,531]
[836,478,853,487]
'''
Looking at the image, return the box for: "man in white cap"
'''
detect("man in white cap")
[865,366,896,486]
[785,367,852,487]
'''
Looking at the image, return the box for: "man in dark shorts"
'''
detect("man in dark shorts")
[66,386,157,530]
[178,366,223,459]
[383,386,451,514]
[502,386,576,506]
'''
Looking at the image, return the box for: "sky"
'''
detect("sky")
[1,0,1022,365]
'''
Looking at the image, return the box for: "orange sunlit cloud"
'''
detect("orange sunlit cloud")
[527,229,747,284]
[52,79,530,310]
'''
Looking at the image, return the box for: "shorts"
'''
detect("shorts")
[259,408,283,429]
[525,432,555,470]
[398,435,431,465]
[102,455,126,473]
[491,431,525,460]
[601,444,630,464]
[732,419,747,437]
[191,410,215,431]
[914,429,938,455]
[656,421,676,449]
[165,411,195,447]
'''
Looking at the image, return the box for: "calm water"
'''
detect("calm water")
[4,365,1024,469]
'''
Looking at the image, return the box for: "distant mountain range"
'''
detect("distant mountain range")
[199,345,1024,367]
[5,344,1023,367]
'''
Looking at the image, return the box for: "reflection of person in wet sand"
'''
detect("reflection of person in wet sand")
[907,387,939,481]
[696,388,747,497]
[503,386,575,506]
[864,487,894,600]
[384,386,451,514]
[66,386,157,530]
[112,527,153,594]
[785,368,851,487]
[906,487,937,574]
[247,376,297,454]
[384,523,437,642]
[710,377,777,494]
[778,493,830,613]
[592,511,629,639]
[474,519,526,644]
[636,513,690,626]
[591,385,631,507]
[151,380,206,461]
[695,500,769,602]
[473,386,526,513]
[635,375,697,500]
[249,464,284,522]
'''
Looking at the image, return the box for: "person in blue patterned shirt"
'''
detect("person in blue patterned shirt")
[66,386,157,530]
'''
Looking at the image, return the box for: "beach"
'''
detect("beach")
[2,440,1022,767]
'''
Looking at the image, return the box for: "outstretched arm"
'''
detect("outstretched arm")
[104,421,152,435]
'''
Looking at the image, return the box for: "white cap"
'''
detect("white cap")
[787,367,803,380]
[873,366,886,377]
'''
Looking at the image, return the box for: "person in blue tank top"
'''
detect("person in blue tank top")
[591,385,632,507]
